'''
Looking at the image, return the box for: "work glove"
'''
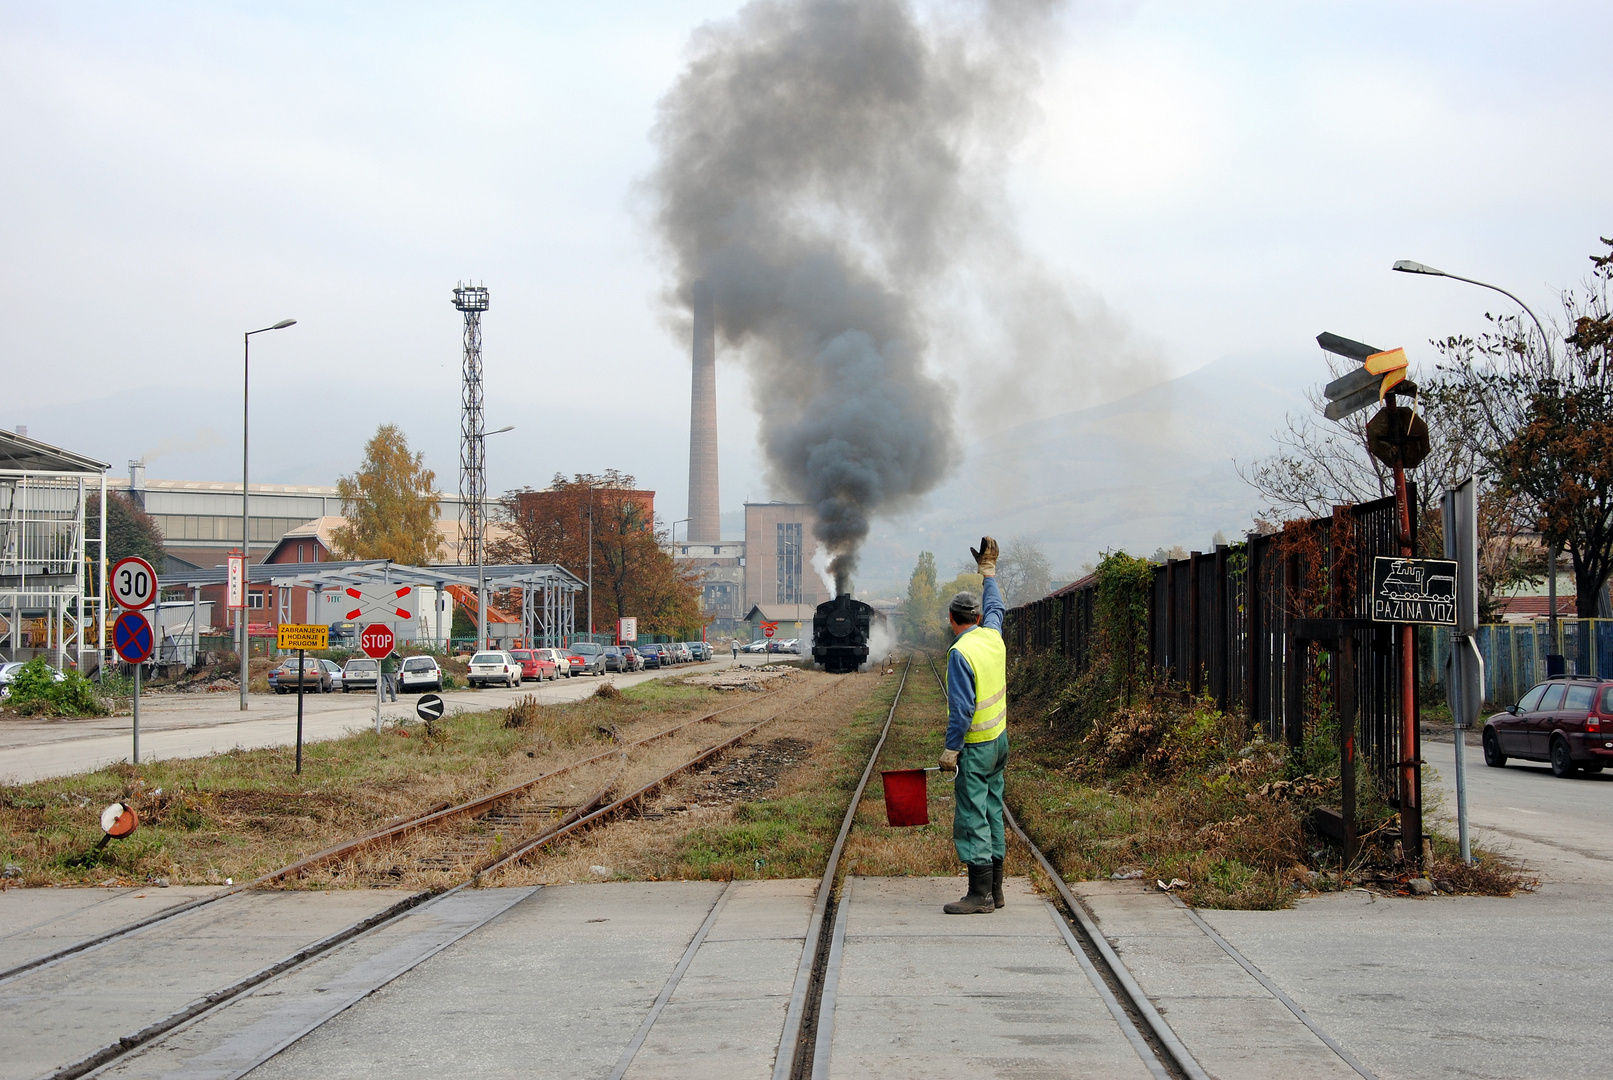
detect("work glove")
[971,536,999,578]
[939,748,959,773]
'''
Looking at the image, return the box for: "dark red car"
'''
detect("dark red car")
[509,649,558,682]
[1484,676,1613,777]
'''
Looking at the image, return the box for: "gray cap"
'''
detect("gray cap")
[948,590,981,619]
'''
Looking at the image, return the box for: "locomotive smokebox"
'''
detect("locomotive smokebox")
[812,593,872,674]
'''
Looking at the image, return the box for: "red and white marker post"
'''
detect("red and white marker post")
[360,623,395,734]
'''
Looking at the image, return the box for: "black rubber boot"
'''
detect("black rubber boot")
[991,856,1005,910]
[944,864,996,914]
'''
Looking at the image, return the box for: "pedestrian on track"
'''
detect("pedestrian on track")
[731,639,739,666]
[939,536,1008,915]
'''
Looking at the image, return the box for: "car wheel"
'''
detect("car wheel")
[1551,736,1578,778]
[1482,728,1506,767]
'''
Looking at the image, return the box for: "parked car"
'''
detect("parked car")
[640,646,662,670]
[669,642,690,664]
[742,640,768,654]
[568,642,608,676]
[533,647,573,677]
[603,646,635,673]
[398,655,444,692]
[509,649,557,682]
[269,657,331,694]
[1484,676,1613,777]
[320,659,345,692]
[619,646,643,672]
[468,651,523,688]
[342,657,380,692]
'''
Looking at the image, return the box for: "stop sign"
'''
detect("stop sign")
[359,623,395,659]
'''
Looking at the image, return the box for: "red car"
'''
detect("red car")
[1485,675,1613,777]
[509,649,558,682]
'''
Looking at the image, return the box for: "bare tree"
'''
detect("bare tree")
[997,536,1053,606]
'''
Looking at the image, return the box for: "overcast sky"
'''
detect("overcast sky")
[3,2,1610,534]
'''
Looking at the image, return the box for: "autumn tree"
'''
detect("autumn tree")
[902,552,941,645]
[330,424,442,565]
[489,471,702,635]
[86,492,166,579]
[1437,237,1613,619]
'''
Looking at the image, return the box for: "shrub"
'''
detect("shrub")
[6,659,109,717]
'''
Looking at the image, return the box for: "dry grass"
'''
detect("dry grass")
[494,655,1033,888]
[0,676,752,888]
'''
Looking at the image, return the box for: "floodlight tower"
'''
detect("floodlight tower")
[454,283,490,567]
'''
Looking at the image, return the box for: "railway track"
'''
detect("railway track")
[758,653,1211,1080]
[5,673,856,1080]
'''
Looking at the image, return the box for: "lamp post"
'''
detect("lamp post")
[240,318,296,711]
[1392,260,1563,652]
[476,424,515,653]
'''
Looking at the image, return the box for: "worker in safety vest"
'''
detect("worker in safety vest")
[939,536,1007,914]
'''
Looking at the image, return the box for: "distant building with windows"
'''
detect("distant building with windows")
[669,539,747,633]
[744,502,830,609]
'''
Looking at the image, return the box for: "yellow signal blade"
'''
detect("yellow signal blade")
[1364,347,1408,375]
[1378,367,1407,400]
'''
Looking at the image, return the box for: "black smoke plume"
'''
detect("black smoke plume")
[651,0,1064,593]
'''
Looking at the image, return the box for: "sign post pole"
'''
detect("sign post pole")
[296,647,305,774]
[357,623,395,737]
[1393,464,1422,868]
[133,660,140,765]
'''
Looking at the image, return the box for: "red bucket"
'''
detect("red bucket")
[880,768,930,827]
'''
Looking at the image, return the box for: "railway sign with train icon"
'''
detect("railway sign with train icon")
[1371,556,1458,625]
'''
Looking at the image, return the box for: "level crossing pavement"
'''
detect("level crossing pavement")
[0,660,725,785]
[2,872,1422,1079]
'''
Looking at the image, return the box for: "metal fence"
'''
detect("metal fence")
[1425,619,1613,707]
[1006,492,1417,788]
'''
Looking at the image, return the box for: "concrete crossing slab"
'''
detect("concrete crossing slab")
[820,876,1158,1080]
[0,885,225,973]
[0,888,414,1080]
[246,880,814,1080]
[1076,880,1366,1080]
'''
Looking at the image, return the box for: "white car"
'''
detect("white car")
[399,656,442,692]
[468,651,522,688]
[320,659,344,691]
[534,648,573,676]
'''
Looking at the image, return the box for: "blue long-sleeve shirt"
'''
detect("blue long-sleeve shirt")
[945,576,1004,751]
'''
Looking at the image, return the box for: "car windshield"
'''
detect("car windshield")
[573,643,601,654]
[346,659,377,672]
[472,653,504,665]
[323,661,340,672]
[510,651,532,660]
[403,658,434,671]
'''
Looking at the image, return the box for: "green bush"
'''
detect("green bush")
[6,659,110,717]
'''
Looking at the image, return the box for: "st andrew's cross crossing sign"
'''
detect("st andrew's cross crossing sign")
[113,610,154,663]
[359,623,395,660]
[762,621,778,638]
[342,585,418,624]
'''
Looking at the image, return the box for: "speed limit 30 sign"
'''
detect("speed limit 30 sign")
[111,556,158,610]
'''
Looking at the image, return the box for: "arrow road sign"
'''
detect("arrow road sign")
[416,693,445,722]
[113,610,154,663]
[342,584,418,624]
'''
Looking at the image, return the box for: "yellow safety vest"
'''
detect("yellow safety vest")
[950,625,1007,744]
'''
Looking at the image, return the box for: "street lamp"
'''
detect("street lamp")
[477,424,515,653]
[240,318,296,711]
[1393,259,1566,654]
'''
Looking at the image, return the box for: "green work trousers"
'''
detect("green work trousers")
[953,732,1008,866]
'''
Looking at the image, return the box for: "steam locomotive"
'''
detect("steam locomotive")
[812,593,875,674]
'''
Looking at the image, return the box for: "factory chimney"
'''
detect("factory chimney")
[686,280,719,543]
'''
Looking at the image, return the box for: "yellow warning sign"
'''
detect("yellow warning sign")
[277,623,329,650]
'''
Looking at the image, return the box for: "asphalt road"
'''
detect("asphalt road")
[0,660,734,784]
